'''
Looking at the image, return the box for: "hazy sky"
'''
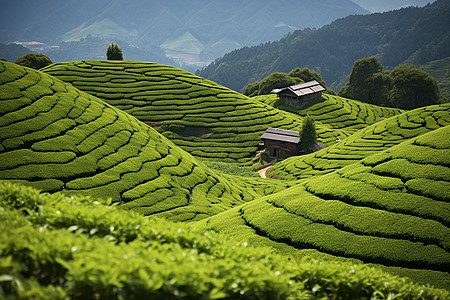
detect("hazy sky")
[353,0,433,12]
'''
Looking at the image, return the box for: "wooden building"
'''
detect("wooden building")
[260,128,301,160]
[272,80,325,108]
[260,127,326,161]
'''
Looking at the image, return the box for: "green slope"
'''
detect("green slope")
[41,60,346,162]
[269,103,450,180]
[0,61,288,221]
[198,125,450,289]
[2,182,448,299]
[254,93,404,134]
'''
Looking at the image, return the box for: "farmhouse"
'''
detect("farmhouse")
[260,128,301,160]
[272,80,325,108]
[260,127,326,160]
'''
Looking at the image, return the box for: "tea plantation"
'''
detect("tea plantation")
[269,103,450,179]
[199,126,450,289]
[254,93,404,135]
[42,60,350,162]
[1,59,450,297]
[1,181,448,299]
[0,61,290,222]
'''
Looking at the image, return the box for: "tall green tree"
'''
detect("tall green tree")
[389,65,444,109]
[15,53,52,69]
[339,56,386,105]
[257,72,302,95]
[299,115,317,152]
[106,43,123,60]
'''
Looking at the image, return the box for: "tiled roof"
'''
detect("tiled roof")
[272,80,325,97]
[260,127,300,144]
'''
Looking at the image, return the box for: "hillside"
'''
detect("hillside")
[2,182,448,298]
[197,0,450,92]
[42,60,360,162]
[198,125,450,289]
[421,57,450,100]
[269,103,450,180]
[0,61,292,222]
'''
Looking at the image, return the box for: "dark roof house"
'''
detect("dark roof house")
[260,127,325,161]
[272,80,325,108]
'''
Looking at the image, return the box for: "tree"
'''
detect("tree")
[299,116,317,152]
[258,72,301,95]
[15,53,52,69]
[389,65,444,109]
[339,56,445,109]
[106,43,123,60]
[339,56,385,105]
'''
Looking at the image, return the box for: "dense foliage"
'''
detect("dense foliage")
[339,57,445,109]
[244,67,333,97]
[1,181,449,299]
[14,53,52,69]
[299,116,317,152]
[197,1,450,92]
[106,43,123,60]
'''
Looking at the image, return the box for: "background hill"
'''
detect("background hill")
[42,60,361,162]
[197,0,450,92]
[0,0,368,69]
[0,61,291,222]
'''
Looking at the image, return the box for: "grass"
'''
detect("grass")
[0,61,290,221]
[198,126,450,289]
[1,181,448,299]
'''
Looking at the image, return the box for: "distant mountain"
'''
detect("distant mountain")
[352,0,431,12]
[0,0,369,67]
[197,0,449,92]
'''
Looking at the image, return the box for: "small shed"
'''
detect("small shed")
[272,80,325,108]
[260,128,301,160]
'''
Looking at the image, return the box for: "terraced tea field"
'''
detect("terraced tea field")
[199,125,450,288]
[269,103,450,179]
[253,93,404,134]
[0,61,290,221]
[42,60,348,162]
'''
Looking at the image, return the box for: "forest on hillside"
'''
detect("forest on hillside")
[197,0,450,92]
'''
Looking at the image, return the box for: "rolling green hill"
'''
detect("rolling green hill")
[254,93,404,135]
[0,61,290,222]
[269,103,450,180]
[198,125,450,289]
[2,181,448,299]
[41,60,353,162]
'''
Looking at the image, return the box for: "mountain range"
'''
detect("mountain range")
[0,0,369,68]
[197,0,450,92]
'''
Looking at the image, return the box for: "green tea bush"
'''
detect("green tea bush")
[1,181,448,299]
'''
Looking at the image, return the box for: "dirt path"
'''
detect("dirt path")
[257,165,272,178]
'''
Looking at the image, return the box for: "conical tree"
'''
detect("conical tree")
[299,115,317,152]
[106,43,123,60]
